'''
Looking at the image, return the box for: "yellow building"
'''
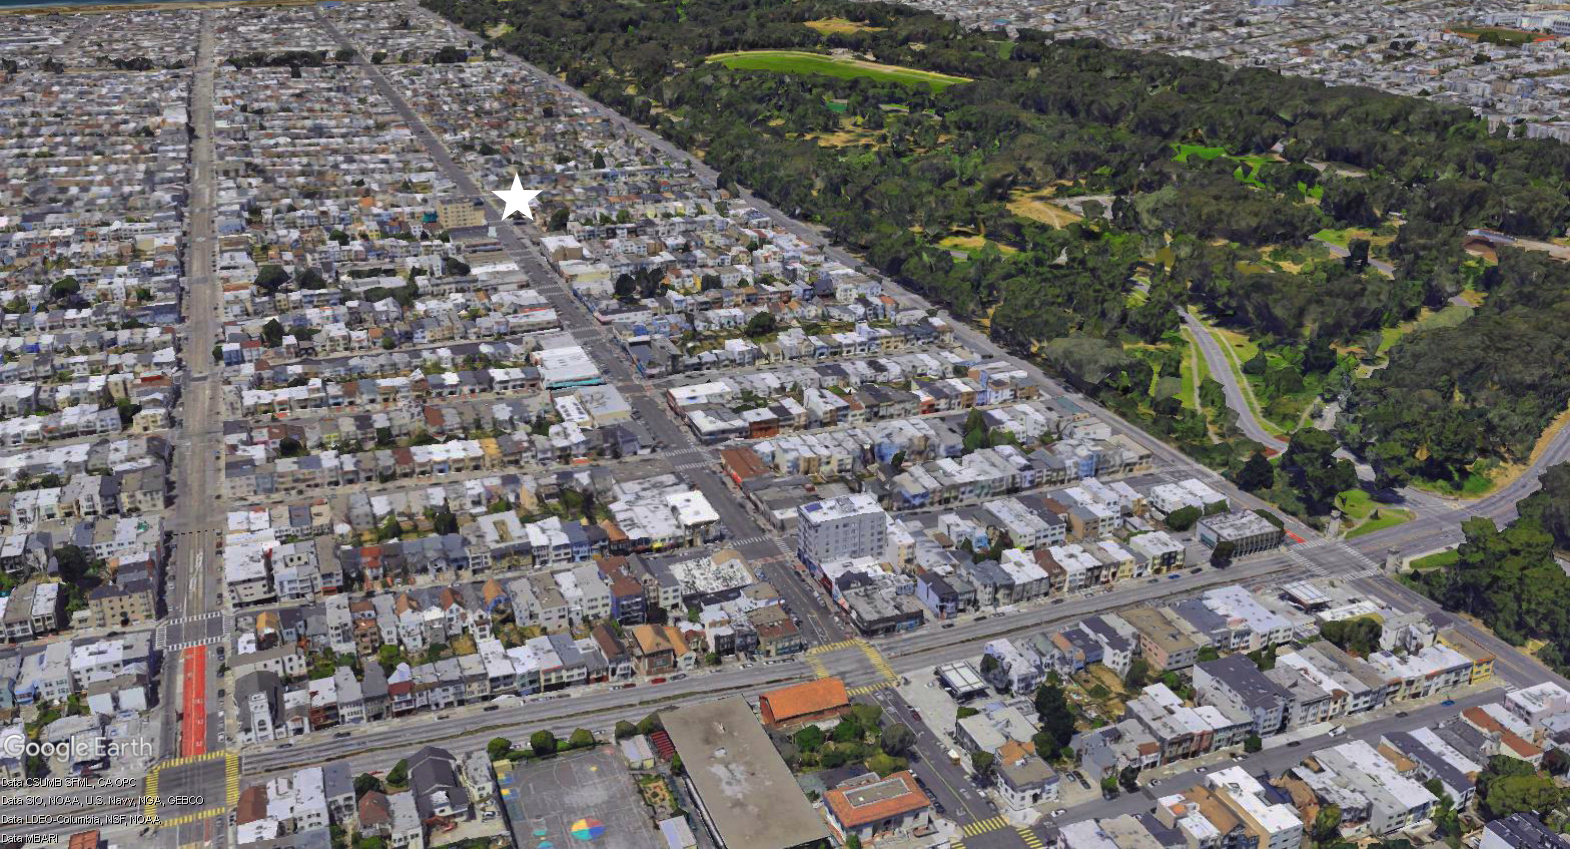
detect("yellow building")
[437,198,487,230]
[1437,627,1495,685]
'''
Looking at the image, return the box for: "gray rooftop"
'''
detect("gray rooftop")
[661,697,832,849]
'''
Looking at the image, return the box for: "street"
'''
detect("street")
[13,5,1569,849]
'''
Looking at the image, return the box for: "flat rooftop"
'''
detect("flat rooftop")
[661,697,832,849]
[493,747,661,849]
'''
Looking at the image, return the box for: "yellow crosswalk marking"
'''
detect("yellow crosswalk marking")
[963,816,1010,837]
[859,641,898,682]
[806,639,863,656]
[807,655,830,678]
[1019,826,1045,848]
[143,769,159,822]
[226,752,241,805]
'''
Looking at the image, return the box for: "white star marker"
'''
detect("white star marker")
[492,175,542,221]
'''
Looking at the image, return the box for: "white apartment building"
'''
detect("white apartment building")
[798,493,888,569]
[1206,766,1304,849]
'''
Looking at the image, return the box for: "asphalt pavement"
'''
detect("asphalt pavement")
[1180,311,1287,452]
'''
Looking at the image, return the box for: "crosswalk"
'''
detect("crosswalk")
[164,610,224,626]
[963,815,1012,837]
[673,460,712,471]
[664,446,708,459]
[847,680,894,697]
[860,641,898,681]
[1286,543,1386,585]
[725,534,774,547]
[1283,546,1329,577]
[158,633,226,653]
[158,750,229,770]
[1019,825,1046,848]
[144,767,159,822]
[226,751,241,806]
[806,638,864,656]
[1340,566,1385,579]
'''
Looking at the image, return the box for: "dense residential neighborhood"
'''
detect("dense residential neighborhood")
[5,2,1570,849]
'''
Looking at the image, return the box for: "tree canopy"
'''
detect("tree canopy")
[420,0,1570,485]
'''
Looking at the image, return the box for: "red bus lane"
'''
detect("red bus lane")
[180,645,208,757]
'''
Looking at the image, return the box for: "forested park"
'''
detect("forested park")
[425,0,1570,522]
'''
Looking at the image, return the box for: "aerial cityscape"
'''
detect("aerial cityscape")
[3,2,1570,849]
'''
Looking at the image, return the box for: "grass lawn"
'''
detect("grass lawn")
[1409,550,1460,571]
[1006,188,1083,228]
[1377,302,1473,355]
[1313,226,1396,252]
[707,50,970,91]
[1346,507,1413,538]
[1335,489,1379,521]
[803,17,884,35]
[1178,325,1210,412]
[1232,154,1271,188]
[1337,489,1414,538]
[1450,26,1539,46]
[1233,164,1266,188]
[1313,227,1352,248]
[1411,471,1497,498]
[938,235,1018,258]
[1173,143,1228,162]
[485,22,513,38]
